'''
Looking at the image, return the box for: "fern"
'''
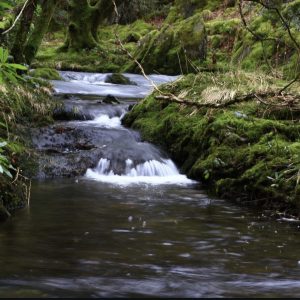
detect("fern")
[0,47,27,84]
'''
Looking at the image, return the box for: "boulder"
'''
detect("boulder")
[125,13,207,75]
[105,73,136,85]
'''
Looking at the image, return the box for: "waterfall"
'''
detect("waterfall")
[85,158,195,186]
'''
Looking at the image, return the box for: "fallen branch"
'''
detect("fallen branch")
[155,92,300,109]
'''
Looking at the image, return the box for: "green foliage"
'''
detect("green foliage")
[0,0,12,12]
[0,0,13,32]
[29,67,61,80]
[0,47,27,84]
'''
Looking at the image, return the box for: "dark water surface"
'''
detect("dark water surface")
[0,179,300,298]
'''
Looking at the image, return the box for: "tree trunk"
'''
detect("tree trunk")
[91,0,115,42]
[24,0,59,65]
[62,0,99,51]
[62,0,124,51]
[10,0,38,64]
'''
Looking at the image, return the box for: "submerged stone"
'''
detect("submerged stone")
[102,95,121,104]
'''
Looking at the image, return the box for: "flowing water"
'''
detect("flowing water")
[0,72,300,298]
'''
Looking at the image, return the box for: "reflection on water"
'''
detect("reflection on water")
[0,179,300,298]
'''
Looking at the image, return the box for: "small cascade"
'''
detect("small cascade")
[73,109,127,128]
[86,114,122,128]
[85,158,195,185]
[48,70,194,186]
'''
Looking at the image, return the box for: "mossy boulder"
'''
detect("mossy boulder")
[105,73,136,85]
[29,68,61,80]
[125,13,207,75]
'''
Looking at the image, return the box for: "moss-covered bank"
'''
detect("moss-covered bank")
[123,71,300,216]
[0,82,54,219]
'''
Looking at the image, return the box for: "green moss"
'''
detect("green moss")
[206,18,240,35]
[105,73,136,85]
[125,12,207,75]
[29,68,61,80]
[123,71,300,214]
[33,19,155,73]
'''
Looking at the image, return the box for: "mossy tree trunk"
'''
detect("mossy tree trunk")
[62,0,99,51]
[62,0,124,51]
[24,0,59,65]
[10,0,38,64]
[91,0,115,42]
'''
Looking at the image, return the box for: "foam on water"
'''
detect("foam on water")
[85,158,195,186]
[86,114,122,128]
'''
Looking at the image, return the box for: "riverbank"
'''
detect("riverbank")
[0,81,54,219]
[123,70,300,217]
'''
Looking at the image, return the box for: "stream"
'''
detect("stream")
[0,72,300,298]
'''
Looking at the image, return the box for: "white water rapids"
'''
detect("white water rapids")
[53,71,180,98]
[86,158,194,186]
[52,71,194,186]
[82,111,194,186]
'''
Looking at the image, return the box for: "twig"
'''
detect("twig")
[246,0,300,51]
[12,167,20,184]
[27,180,31,206]
[278,73,300,94]
[2,0,30,35]
[238,0,277,73]
[244,0,300,92]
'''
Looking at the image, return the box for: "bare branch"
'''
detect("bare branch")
[156,92,300,109]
